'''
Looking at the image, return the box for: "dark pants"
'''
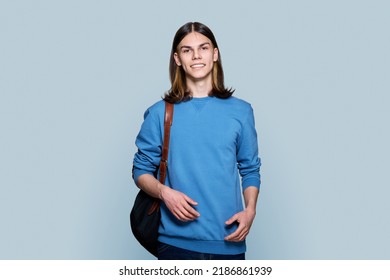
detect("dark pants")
[157,242,245,260]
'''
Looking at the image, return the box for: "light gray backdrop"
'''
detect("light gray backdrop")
[1,0,389,259]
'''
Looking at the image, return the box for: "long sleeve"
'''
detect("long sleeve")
[236,106,261,190]
[132,103,163,185]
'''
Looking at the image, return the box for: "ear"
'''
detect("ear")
[213,48,219,62]
[174,53,181,66]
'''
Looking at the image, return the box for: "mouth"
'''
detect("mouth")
[190,63,206,68]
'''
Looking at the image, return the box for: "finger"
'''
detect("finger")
[226,230,247,242]
[180,209,198,221]
[225,226,242,241]
[174,197,199,219]
[235,222,251,241]
[183,195,198,206]
[174,209,193,222]
[236,229,249,241]
[225,214,238,225]
[183,203,200,218]
[225,221,249,241]
[175,206,199,222]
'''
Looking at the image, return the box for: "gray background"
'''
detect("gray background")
[1,0,389,259]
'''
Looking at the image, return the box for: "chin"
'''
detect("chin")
[189,72,212,81]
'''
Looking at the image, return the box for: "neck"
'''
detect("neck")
[186,76,213,98]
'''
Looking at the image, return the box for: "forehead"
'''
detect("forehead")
[178,32,212,48]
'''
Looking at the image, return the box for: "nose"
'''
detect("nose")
[192,49,201,60]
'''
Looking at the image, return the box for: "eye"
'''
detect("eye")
[182,49,191,53]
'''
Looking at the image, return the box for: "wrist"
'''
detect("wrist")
[158,183,168,200]
[245,205,256,215]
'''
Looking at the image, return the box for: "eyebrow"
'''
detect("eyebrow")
[180,42,211,50]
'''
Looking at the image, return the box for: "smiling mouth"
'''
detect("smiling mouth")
[190,63,206,68]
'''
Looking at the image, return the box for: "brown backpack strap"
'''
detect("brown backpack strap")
[148,101,173,215]
[159,101,174,184]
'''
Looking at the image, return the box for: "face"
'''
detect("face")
[174,32,219,82]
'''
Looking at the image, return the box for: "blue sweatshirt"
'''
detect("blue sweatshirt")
[133,96,261,255]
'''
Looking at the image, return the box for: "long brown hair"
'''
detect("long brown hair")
[164,22,234,103]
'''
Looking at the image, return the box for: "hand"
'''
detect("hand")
[161,186,200,222]
[224,208,256,242]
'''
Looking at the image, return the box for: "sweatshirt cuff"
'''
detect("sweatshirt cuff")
[242,178,261,190]
[132,167,155,186]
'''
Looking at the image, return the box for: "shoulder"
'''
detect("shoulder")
[143,99,165,119]
[215,96,253,113]
[227,96,252,107]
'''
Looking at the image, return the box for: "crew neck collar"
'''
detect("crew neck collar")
[190,96,214,101]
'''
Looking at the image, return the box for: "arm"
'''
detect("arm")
[224,186,259,242]
[133,105,199,222]
[136,173,200,222]
[225,105,261,242]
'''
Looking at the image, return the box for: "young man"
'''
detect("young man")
[133,22,261,260]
